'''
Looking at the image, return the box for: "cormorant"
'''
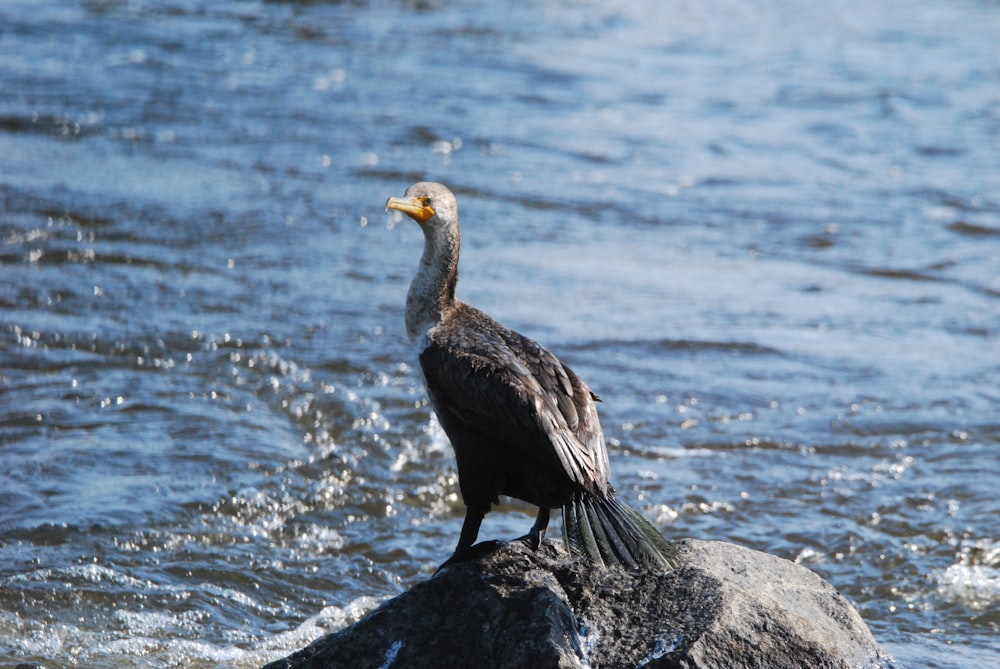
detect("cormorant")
[386,182,678,570]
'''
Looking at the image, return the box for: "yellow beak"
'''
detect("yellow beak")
[385,196,435,223]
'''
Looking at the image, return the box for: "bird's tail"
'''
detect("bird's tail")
[562,492,680,570]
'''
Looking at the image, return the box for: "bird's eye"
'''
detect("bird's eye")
[423,198,433,206]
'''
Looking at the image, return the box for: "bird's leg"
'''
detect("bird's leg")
[522,506,550,550]
[438,504,500,570]
[455,505,486,554]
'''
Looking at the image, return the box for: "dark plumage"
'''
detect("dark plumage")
[386,182,678,570]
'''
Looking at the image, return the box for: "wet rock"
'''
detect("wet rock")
[262,538,898,669]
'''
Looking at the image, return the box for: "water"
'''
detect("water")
[1,1,998,667]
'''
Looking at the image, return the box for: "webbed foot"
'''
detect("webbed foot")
[436,539,505,572]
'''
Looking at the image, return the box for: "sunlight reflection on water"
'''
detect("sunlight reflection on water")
[2,0,999,667]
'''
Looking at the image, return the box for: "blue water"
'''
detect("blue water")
[2,1,998,667]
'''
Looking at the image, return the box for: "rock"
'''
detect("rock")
[263,538,898,669]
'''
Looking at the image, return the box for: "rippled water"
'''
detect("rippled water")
[2,1,998,667]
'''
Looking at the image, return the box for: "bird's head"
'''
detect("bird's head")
[385,182,458,230]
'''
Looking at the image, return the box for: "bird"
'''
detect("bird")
[385,182,679,570]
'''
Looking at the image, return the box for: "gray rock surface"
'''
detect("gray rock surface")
[263,538,898,669]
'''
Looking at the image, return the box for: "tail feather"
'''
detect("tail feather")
[595,497,650,569]
[588,497,640,569]
[584,497,626,567]
[563,498,606,567]
[562,492,680,570]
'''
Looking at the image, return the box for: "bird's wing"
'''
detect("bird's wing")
[419,313,610,491]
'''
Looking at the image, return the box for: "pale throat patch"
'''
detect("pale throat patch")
[412,327,434,354]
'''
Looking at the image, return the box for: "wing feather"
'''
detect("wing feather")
[418,305,610,492]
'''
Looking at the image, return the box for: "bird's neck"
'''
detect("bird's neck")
[406,223,459,344]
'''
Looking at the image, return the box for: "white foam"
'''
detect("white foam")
[378,639,405,669]
[294,524,346,553]
[1,594,384,669]
[258,596,384,653]
[936,539,1000,610]
[576,618,599,667]
[640,445,716,459]
[638,630,684,666]
[937,564,1000,609]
